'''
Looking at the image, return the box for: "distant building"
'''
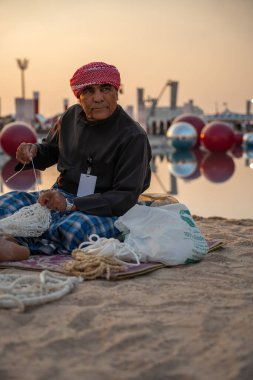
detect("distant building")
[136,84,204,134]
[15,98,35,125]
[130,85,253,135]
[148,101,204,128]
[0,92,68,132]
[206,107,253,131]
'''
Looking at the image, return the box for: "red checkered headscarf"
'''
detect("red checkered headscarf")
[70,62,121,98]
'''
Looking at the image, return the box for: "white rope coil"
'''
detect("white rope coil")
[78,234,141,265]
[0,270,83,312]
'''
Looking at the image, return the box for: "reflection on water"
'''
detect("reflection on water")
[1,158,41,191]
[0,156,59,194]
[201,153,235,183]
[149,146,253,219]
[0,146,252,219]
[169,150,198,179]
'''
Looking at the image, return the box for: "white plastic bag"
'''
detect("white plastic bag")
[114,203,209,266]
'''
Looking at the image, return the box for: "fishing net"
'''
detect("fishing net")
[0,203,52,237]
[0,159,52,237]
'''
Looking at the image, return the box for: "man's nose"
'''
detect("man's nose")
[93,88,104,101]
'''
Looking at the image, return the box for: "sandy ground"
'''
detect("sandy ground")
[0,216,253,380]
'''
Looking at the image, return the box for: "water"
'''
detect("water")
[0,147,252,219]
[148,147,253,219]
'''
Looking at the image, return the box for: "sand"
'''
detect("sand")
[0,216,253,380]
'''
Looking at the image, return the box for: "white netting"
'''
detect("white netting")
[0,203,52,237]
[0,270,83,312]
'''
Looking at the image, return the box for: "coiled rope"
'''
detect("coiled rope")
[64,234,140,280]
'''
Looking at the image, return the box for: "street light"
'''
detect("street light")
[16,58,29,98]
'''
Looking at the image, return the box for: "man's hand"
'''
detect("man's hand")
[38,190,68,212]
[16,143,38,164]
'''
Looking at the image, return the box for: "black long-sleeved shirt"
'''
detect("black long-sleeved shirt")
[29,104,152,216]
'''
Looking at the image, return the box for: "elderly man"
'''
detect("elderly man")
[0,61,152,261]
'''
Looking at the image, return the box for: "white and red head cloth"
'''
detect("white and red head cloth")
[70,62,121,98]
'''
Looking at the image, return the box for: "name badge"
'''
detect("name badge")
[77,174,97,197]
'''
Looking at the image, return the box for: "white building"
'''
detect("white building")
[136,84,204,134]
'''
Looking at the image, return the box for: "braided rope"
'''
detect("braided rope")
[64,249,126,280]
[64,234,138,280]
[0,270,82,312]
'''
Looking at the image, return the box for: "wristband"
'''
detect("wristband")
[65,198,74,212]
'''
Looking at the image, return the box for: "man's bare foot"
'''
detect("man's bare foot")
[0,236,30,262]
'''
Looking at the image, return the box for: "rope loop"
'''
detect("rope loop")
[78,234,141,265]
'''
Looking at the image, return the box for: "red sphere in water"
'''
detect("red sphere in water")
[200,121,235,152]
[0,121,37,157]
[231,144,243,159]
[201,152,235,183]
[183,149,205,180]
[173,114,205,148]
[233,131,243,145]
[1,158,39,190]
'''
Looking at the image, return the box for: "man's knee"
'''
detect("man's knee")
[0,191,38,217]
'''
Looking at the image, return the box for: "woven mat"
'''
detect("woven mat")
[0,239,224,280]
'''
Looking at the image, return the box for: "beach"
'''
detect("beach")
[0,216,253,380]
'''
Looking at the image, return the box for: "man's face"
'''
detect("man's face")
[79,84,118,122]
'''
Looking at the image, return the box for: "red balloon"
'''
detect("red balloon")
[1,158,39,190]
[0,121,37,157]
[200,121,235,152]
[173,114,205,147]
[201,152,235,183]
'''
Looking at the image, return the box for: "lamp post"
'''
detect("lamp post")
[16,58,29,99]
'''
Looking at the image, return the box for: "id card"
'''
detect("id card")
[77,174,97,197]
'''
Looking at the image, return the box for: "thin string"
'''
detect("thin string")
[31,159,41,194]
[5,159,41,194]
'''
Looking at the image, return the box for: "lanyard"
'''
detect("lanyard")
[87,156,93,175]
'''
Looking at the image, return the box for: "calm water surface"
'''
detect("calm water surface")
[0,147,252,219]
[148,147,253,219]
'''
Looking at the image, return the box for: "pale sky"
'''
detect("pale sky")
[0,0,252,118]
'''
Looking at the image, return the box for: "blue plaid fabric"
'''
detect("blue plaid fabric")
[0,186,119,255]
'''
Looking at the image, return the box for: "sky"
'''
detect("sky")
[0,0,253,118]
